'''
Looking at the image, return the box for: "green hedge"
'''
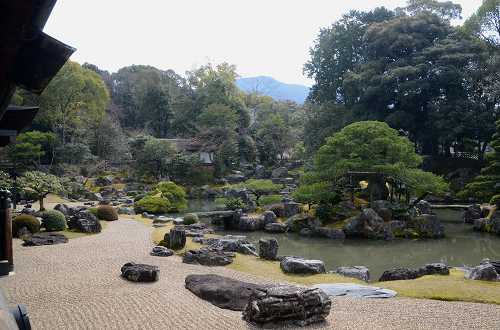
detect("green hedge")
[134,196,171,214]
[13,214,40,237]
[41,210,67,231]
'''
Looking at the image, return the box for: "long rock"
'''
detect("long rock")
[185,274,268,311]
[243,285,331,327]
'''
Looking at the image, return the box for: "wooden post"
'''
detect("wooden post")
[0,190,13,275]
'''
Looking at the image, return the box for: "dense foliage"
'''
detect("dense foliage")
[12,214,40,236]
[41,210,67,231]
[96,205,119,221]
[134,195,171,214]
[18,171,63,211]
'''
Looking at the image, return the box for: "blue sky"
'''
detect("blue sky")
[45,0,483,86]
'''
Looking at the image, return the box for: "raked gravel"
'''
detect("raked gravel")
[1,219,499,329]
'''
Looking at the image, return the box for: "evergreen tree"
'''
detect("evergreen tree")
[462,119,500,205]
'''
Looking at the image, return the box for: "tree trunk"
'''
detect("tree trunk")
[39,196,45,211]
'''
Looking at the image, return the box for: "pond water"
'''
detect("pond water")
[218,209,500,279]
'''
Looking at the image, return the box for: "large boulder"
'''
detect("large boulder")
[68,210,102,233]
[280,256,326,274]
[237,216,262,231]
[336,266,370,282]
[284,213,310,232]
[262,210,277,225]
[343,208,389,239]
[414,200,433,216]
[23,233,68,246]
[264,222,287,233]
[121,262,159,282]
[314,227,346,240]
[259,238,279,260]
[314,283,397,299]
[371,200,393,221]
[185,274,268,311]
[163,228,186,250]
[418,263,449,276]
[283,201,300,218]
[183,248,235,266]
[243,285,331,328]
[463,204,482,224]
[466,262,500,281]
[409,214,445,238]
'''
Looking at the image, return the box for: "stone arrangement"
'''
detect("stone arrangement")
[243,285,331,327]
[466,260,500,281]
[121,262,159,282]
[185,274,268,311]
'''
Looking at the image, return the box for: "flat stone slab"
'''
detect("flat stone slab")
[23,233,68,246]
[121,262,159,282]
[314,283,397,299]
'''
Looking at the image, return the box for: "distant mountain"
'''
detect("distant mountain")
[236,76,310,104]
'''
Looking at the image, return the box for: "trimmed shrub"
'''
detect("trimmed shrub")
[154,181,188,212]
[134,196,171,214]
[225,197,246,211]
[12,214,40,237]
[41,210,67,231]
[490,195,500,207]
[96,205,119,221]
[183,213,199,225]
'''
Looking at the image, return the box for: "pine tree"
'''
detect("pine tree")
[463,119,500,205]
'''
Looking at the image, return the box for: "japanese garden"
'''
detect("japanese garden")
[0,0,499,329]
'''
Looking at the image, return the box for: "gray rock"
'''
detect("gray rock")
[23,233,68,246]
[237,216,262,231]
[118,207,135,215]
[379,268,421,281]
[183,248,235,266]
[153,216,173,223]
[225,174,246,184]
[271,167,288,178]
[207,236,257,256]
[185,274,268,311]
[121,262,159,282]
[68,210,102,233]
[150,246,174,257]
[314,283,397,299]
[314,227,346,240]
[299,228,313,237]
[280,256,326,274]
[21,208,36,215]
[283,201,300,218]
[259,238,279,260]
[371,200,393,221]
[336,266,370,281]
[414,200,433,216]
[463,204,482,224]
[419,263,450,276]
[264,222,287,233]
[164,228,186,250]
[343,208,389,239]
[243,285,331,328]
[54,204,71,217]
[262,210,277,225]
[466,263,499,281]
[409,214,445,238]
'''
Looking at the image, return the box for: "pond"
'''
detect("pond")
[218,209,500,279]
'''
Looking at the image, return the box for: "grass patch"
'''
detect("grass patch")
[379,269,500,305]
[259,194,283,206]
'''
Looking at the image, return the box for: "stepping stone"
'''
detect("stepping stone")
[121,262,159,282]
[314,283,397,298]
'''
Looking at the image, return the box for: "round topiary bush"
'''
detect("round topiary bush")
[96,205,119,221]
[183,213,199,225]
[12,214,40,237]
[41,209,67,231]
[134,196,171,214]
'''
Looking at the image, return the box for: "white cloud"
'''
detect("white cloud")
[44,0,483,86]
